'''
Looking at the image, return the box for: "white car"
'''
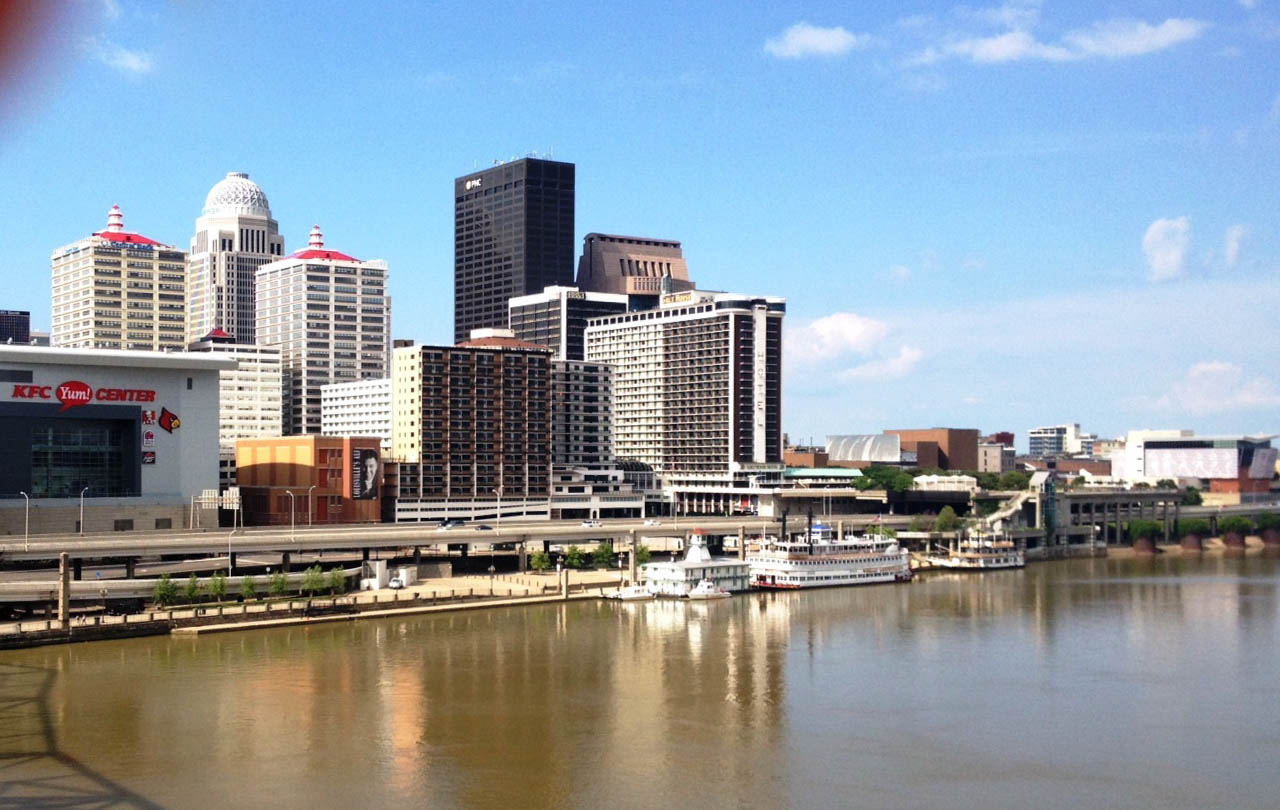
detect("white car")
[580,519,602,528]
[643,518,662,526]
[388,577,404,590]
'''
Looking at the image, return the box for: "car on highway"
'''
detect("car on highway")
[474,524,493,531]
[580,519,602,528]
[643,518,662,526]
[389,577,404,590]
[435,520,462,531]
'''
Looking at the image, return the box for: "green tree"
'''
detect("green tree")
[1155,479,1178,490]
[1256,513,1280,531]
[302,565,325,597]
[592,541,615,568]
[564,545,586,569]
[270,571,289,597]
[997,471,1030,491]
[635,545,651,566]
[1219,516,1254,537]
[208,571,228,602]
[908,514,931,532]
[153,573,178,607]
[239,574,258,602]
[1127,519,1163,541]
[1181,487,1203,506]
[934,506,959,532]
[1176,518,1211,537]
[327,567,347,595]
[529,551,551,573]
[975,472,1000,491]
[184,573,202,603]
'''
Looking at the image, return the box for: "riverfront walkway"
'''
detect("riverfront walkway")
[0,568,630,645]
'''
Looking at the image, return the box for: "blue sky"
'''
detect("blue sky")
[1,0,1277,450]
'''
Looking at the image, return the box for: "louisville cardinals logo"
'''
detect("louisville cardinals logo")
[159,408,181,433]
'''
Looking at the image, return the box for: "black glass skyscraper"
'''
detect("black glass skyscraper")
[454,158,575,343]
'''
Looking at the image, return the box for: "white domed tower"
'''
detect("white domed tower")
[186,172,285,344]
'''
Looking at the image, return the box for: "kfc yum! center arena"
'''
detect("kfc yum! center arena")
[0,345,235,535]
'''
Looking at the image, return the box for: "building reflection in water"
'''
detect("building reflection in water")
[0,551,1276,808]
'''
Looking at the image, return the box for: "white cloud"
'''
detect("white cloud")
[1224,225,1247,268]
[958,2,1042,30]
[788,312,890,364]
[1142,216,1191,282]
[765,23,870,59]
[102,0,122,20]
[1154,361,1280,415]
[1063,18,1208,58]
[1239,0,1258,9]
[909,16,1207,65]
[85,37,153,74]
[889,264,912,282]
[837,346,925,382]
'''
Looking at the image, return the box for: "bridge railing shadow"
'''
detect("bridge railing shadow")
[0,662,163,809]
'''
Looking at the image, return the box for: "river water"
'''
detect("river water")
[2,551,1278,809]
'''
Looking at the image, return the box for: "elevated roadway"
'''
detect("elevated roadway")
[0,514,908,565]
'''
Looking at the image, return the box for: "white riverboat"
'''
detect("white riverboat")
[685,578,731,600]
[606,585,656,601]
[748,524,912,590]
[922,529,1025,570]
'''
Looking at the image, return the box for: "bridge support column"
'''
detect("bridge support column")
[518,541,527,573]
[72,558,82,581]
[628,530,638,584]
[125,558,136,578]
[282,552,291,573]
[560,568,569,600]
[58,552,70,630]
[229,553,237,575]
[362,547,370,562]
[413,547,422,566]
[738,526,746,560]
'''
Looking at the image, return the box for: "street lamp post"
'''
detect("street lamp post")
[79,487,89,536]
[19,491,29,552]
[286,491,296,543]
[307,484,317,527]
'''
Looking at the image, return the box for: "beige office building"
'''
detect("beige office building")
[51,205,187,351]
[256,225,390,436]
[186,172,285,344]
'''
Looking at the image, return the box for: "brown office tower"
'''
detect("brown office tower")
[884,428,979,471]
[391,330,552,522]
[575,233,694,309]
[454,158,575,342]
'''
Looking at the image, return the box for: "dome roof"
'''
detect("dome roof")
[202,172,271,217]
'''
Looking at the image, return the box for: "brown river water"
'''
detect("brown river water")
[2,551,1278,809]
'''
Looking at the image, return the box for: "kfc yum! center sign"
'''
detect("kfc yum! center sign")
[11,380,157,412]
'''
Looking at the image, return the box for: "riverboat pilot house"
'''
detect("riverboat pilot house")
[0,345,232,535]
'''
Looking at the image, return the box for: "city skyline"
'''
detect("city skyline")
[2,0,1276,448]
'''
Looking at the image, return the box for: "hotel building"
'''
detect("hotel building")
[391,331,551,522]
[51,206,186,351]
[256,225,390,436]
[584,289,785,515]
[185,172,285,344]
